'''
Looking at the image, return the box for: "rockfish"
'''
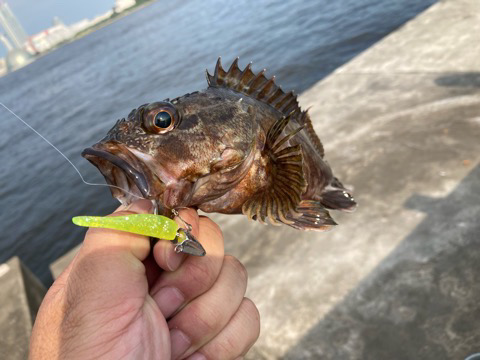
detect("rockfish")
[83,58,356,231]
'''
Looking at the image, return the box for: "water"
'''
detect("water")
[0,0,436,284]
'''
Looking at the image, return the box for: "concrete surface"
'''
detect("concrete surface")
[212,0,480,358]
[0,257,46,360]
[44,0,480,358]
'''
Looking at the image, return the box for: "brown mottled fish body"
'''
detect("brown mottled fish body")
[83,58,356,230]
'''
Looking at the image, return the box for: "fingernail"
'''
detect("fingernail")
[170,329,191,360]
[154,286,184,318]
[125,199,153,213]
[186,352,207,360]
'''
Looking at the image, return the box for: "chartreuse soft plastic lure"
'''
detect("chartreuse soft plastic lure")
[72,214,178,239]
[72,214,206,256]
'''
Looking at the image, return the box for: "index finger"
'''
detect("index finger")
[153,208,200,272]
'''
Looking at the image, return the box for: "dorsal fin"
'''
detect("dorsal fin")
[206,57,325,157]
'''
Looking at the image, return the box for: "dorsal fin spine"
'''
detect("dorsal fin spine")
[207,58,326,159]
[214,57,226,85]
[238,63,254,91]
[227,57,240,74]
[282,96,298,114]
[247,69,267,95]
[256,76,275,100]
[205,70,214,86]
[225,58,241,88]
[272,93,290,110]
[274,91,295,111]
[267,88,284,105]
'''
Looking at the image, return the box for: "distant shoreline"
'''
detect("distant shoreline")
[72,0,157,41]
[0,0,157,78]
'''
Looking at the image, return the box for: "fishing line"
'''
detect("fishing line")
[0,102,144,200]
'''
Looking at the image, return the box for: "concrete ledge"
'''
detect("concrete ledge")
[0,257,46,360]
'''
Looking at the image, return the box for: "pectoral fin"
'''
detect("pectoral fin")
[242,113,307,225]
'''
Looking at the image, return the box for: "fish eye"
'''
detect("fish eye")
[154,111,172,129]
[143,102,178,134]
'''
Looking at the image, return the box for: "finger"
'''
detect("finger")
[55,200,153,287]
[81,199,153,261]
[67,199,153,306]
[150,216,224,318]
[168,256,248,360]
[186,298,260,360]
[153,208,200,272]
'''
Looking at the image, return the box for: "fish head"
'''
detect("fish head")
[82,91,258,213]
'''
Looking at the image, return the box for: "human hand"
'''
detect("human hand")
[29,199,260,359]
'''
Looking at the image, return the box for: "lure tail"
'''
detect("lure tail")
[72,214,178,240]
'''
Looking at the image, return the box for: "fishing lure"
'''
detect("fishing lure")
[72,214,206,256]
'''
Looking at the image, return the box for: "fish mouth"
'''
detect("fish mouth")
[82,143,163,204]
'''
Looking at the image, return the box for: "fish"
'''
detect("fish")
[82,58,356,231]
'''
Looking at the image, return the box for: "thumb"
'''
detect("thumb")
[56,199,154,284]
[65,199,154,306]
[80,199,153,261]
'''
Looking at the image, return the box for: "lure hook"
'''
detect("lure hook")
[171,208,205,256]
[172,208,193,232]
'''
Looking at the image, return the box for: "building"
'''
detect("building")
[69,18,91,36]
[25,17,73,54]
[0,29,32,71]
[0,1,32,72]
[89,9,114,27]
[114,0,136,13]
[0,1,28,48]
[0,31,11,51]
[0,0,134,75]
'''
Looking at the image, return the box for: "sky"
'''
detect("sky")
[1,0,115,56]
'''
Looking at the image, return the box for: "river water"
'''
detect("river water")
[0,0,435,283]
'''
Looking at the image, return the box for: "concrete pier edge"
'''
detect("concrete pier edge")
[0,257,46,360]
